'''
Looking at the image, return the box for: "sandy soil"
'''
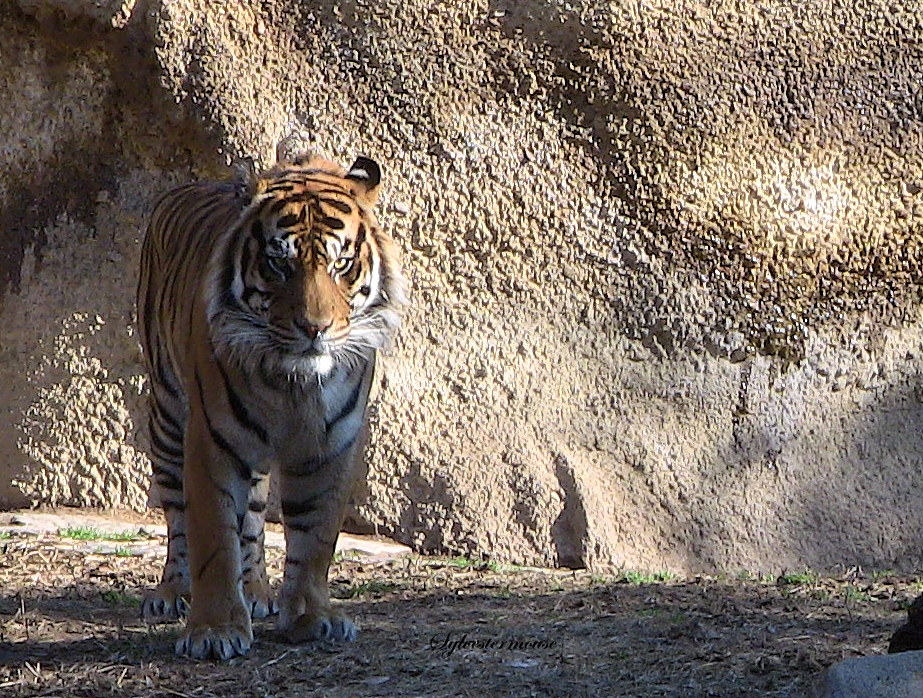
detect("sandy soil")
[0,512,914,697]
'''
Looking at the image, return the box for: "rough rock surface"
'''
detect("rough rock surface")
[3,0,923,573]
[814,651,923,698]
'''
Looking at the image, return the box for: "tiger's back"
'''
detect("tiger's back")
[137,154,405,660]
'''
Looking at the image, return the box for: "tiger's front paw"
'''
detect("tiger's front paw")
[141,581,189,622]
[175,623,253,660]
[280,610,358,644]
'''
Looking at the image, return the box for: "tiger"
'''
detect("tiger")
[136,151,406,660]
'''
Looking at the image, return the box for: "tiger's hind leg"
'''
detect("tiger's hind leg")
[241,471,276,619]
[141,390,191,622]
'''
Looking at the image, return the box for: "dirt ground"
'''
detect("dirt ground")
[0,511,915,698]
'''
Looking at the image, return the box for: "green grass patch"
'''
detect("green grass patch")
[485,560,526,573]
[844,586,872,603]
[435,556,525,573]
[620,570,676,585]
[0,531,12,540]
[58,526,142,542]
[333,550,368,564]
[776,570,819,586]
[347,580,401,598]
[101,590,137,606]
[59,526,106,541]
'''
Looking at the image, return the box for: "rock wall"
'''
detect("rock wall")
[3,0,923,574]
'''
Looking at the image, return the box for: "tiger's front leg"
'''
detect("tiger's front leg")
[276,450,363,644]
[175,406,253,660]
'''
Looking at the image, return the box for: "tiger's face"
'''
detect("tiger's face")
[210,155,404,376]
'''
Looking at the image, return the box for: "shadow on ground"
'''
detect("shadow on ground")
[0,534,913,698]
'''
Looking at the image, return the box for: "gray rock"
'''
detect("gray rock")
[815,652,923,698]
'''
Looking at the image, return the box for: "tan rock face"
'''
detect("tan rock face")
[3,0,923,573]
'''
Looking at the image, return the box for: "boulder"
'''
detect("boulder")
[815,651,923,698]
[3,0,923,572]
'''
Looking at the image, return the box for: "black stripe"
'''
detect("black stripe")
[321,198,352,214]
[311,188,349,198]
[215,359,268,443]
[152,397,184,440]
[280,432,358,478]
[269,198,290,215]
[220,236,238,304]
[150,426,184,462]
[325,363,368,431]
[276,213,300,228]
[155,351,180,399]
[194,371,253,485]
[196,548,220,580]
[286,521,319,533]
[281,452,326,477]
[153,467,182,492]
[321,216,345,230]
[240,238,253,283]
[282,485,334,519]
[329,432,358,461]
[248,500,267,513]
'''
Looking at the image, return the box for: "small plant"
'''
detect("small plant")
[844,585,872,603]
[621,570,675,585]
[486,560,525,573]
[348,580,400,598]
[777,570,819,586]
[58,526,142,542]
[112,546,135,557]
[104,530,144,542]
[871,569,898,581]
[0,531,12,540]
[102,590,136,606]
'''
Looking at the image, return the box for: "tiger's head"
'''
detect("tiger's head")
[208,154,407,377]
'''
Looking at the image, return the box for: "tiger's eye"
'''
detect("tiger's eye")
[332,257,353,273]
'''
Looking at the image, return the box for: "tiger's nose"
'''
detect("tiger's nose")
[294,317,332,340]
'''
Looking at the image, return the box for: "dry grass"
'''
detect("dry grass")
[0,524,916,697]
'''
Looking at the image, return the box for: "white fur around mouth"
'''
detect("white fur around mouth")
[282,353,334,376]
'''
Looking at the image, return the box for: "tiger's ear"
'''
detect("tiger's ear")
[232,157,260,200]
[346,156,381,206]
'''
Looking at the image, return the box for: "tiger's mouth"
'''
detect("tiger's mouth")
[296,341,327,357]
[289,332,341,358]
